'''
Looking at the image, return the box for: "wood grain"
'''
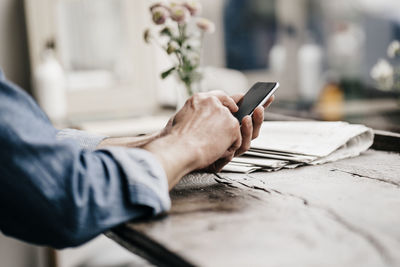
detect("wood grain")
[109,150,400,267]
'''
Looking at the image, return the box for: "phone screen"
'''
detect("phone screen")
[234,82,278,122]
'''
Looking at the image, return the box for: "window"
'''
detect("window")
[25,0,159,119]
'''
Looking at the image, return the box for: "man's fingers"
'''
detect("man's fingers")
[220,150,232,159]
[219,94,238,113]
[231,134,242,152]
[231,93,244,104]
[235,115,252,156]
[229,122,242,153]
[214,156,233,172]
[204,155,233,173]
[252,106,264,139]
[263,94,275,108]
[206,91,239,112]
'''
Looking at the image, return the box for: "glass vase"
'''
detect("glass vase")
[175,77,202,111]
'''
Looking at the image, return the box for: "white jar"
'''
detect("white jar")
[34,47,67,123]
[298,41,323,101]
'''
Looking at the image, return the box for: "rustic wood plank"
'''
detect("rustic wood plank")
[107,227,194,267]
[329,149,400,185]
[216,150,400,266]
[109,150,400,267]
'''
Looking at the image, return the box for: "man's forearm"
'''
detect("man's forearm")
[143,133,199,190]
[97,131,161,149]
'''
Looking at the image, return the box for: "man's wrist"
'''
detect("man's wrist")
[143,133,199,189]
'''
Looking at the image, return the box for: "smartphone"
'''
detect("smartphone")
[234,82,279,123]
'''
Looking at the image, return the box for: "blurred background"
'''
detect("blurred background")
[1,0,399,266]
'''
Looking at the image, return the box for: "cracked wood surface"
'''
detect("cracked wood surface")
[110,150,400,267]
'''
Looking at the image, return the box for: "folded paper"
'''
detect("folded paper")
[223,121,374,173]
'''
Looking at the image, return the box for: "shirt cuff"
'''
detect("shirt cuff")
[101,147,171,215]
[56,129,108,151]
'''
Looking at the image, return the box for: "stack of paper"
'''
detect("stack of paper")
[222,121,374,173]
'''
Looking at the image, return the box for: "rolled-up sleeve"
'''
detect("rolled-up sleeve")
[0,74,171,249]
[103,147,170,214]
[56,128,107,151]
[56,129,171,214]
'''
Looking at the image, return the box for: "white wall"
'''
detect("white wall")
[0,0,31,92]
[0,1,43,266]
[0,233,45,267]
[201,0,226,68]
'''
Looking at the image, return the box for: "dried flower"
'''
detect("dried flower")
[387,40,400,59]
[170,5,191,24]
[185,38,201,49]
[152,6,169,25]
[167,41,179,54]
[143,28,151,43]
[144,1,215,96]
[150,3,169,12]
[196,18,215,33]
[160,27,172,37]
[183,0,202,16]
[370,59,394,90]
[169,1,182,8]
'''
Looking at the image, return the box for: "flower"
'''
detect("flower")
[143,28,151,43]
[387,40,400,59]
[160,27,172,37]
[183,0,202,16]
[185,38,201,49]
[167,41,179,54]
[150,3,169,12]
[169,1,182,8]
[170,5,191,24]
[144,1,216,96]
[370,59,394,91]
[196,18,215,33]
[152,6,169,25]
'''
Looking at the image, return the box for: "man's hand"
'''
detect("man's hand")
[159,90,239,138]
[203,93,274,172]
[143,92,242,189]
[159,91,275,173]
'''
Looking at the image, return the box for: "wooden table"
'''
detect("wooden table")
[107,132,400,267]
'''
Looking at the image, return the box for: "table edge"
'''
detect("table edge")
[107,225,195,267]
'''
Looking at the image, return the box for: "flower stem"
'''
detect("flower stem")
[185,82,193,96]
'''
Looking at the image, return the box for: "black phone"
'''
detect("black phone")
[234,82,279,122]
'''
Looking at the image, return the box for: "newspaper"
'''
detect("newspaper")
[222,121,374,173]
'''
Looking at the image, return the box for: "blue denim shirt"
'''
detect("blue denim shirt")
[0,70,170,248]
